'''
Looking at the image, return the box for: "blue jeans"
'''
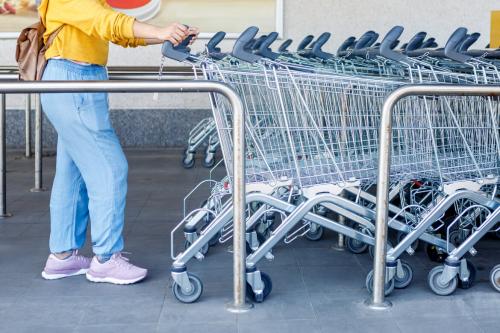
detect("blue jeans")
[41,59,127,256]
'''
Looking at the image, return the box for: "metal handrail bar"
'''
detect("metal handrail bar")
[368,84,500,310]
[0,65,200,76]
[0,79,251,313]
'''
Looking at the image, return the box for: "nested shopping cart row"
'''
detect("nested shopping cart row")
[164,26,500,303]
[180,26,500,169]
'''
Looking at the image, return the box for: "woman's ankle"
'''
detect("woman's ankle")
[53,251,73,260]
[97,253,113,263]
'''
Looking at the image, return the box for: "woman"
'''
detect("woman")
[38,0,198,285]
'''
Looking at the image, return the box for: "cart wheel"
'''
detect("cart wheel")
[172,273,203,303]
[365,269,395,296]
[449,229,465,246]
[426,244,447,263]
[458,259,476,290]
[346,237,368,254]
[182,150,195,169]
[394,261,413,289]
[346,225,370,254]
[396,231,419,252]
[305,224,323,241]
[489,264,500,292]
[427,266,458,296]
[246,272,273,303]
[184,239,209,255]
[202,151,216,168]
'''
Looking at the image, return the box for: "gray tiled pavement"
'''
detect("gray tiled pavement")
[0,150,499,332]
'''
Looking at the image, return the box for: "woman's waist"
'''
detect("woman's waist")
[52,57,92,67]
[44,59,108,80]
[47,58,107,73]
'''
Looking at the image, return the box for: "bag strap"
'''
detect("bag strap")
[42,24,64,52]
[41,0,64,53]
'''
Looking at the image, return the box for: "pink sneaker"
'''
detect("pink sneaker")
[86,253,147,285]
[42,250,91,280]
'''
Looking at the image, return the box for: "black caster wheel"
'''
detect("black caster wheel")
[449,229,467,247]
[427,266,458,296]
[172,273,203,303]
[426,244,447,263]
[182,149,195,169]
[458,259,476,290]
[394,261,413,289]
[365,269,395,296]
[246,272,273,303]
[305,224,324,241]
[490,264,500,292]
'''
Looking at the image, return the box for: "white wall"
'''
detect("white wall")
[1,0,499,109]
[284,0,497,52]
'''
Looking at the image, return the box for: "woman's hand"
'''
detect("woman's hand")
[187,26,200,45]
[156,22,189,46]
[133,21,200,46]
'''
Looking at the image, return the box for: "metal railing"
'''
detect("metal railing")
[0,67,199,191]
[0,80,252,313]
[3,76,498,310]
[367,84,500,310]
[0,66,200,80]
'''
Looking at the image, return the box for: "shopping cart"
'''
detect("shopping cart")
[166,26,500,303]
[178,31,227,169]
[280,26,500,260]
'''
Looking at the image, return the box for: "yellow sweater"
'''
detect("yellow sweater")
[39,0,146,65]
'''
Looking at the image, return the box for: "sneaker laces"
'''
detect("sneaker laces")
[113,252,134,270]
[73,250,90,263]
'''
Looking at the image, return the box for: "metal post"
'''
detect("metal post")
[0,80,251,312]
[0,94,11,218]
[25,94,32,158]
[30,94,44,192]
[226,82,253,313]
[366,84,500,310]
[334,214,346,250]
[332,192,346,251]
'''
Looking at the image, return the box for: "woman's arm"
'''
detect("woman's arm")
[49,0,198,46]
[133,22,199,46]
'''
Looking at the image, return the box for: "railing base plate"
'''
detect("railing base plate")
[364,298,392,310]
[331,244,345,251]
[225,300,254,313]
